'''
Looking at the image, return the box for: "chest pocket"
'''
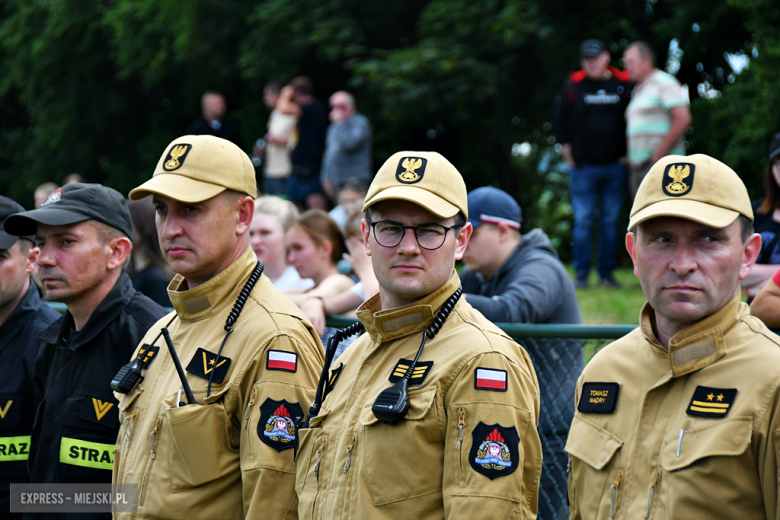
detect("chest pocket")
[565,416,623,519]
[358,386,442,506]
[163,385,237,492]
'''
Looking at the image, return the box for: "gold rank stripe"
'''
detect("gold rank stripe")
[691,400,729,408]
[689,406,727,413]
[393,368,428,377]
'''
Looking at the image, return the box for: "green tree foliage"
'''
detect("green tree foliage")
[0,0,775,260]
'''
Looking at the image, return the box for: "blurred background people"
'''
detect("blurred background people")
[743,131,780,299]
[249,195,313,292]
[254,80,297,196]
[278,76,328,211]
[62,173,85,185]
[187,90,246,150]
[320,90,373,200]
[33,182,58,209]
[750,267,780,332]
[127,198,173,307]
[623,41,692,196]
[553,38,631,288]
[329,178,367,231]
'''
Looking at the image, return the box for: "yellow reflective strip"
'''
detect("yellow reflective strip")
[690,406,727,414]
[0,435,31,462]
[692,400,729,408]
[59,437,114,470]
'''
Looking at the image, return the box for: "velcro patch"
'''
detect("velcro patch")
[578,382,620,414]
[686,386,737,418]
[258,399,304,452]
[79,396,119,428]
[474,368,507,392]
[137,344,160,369]
[389,359,433,386]
[329,362,344,389]
[0,394,21,426]
[186,348,231,383]
[59,437,114,470]
[267,350,298,372]
[469,422,520,480]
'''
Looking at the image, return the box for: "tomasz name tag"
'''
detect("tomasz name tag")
[578,382,620,413]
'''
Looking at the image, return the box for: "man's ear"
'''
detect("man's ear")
[361,219,372,257]
[454,222,473,261]
[235,196,255,236]
[739,233,763,280]
[625,231,638,278]
[25,243,39,274]
[107,237,132,271]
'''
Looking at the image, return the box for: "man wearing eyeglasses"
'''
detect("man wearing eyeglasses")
[294,151,542,520]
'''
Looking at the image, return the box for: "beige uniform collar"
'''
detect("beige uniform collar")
[639,294,743,378]
[356,272,461,343]
[167,247,256,321]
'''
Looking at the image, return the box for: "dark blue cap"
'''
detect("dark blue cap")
[467,187,521,230]
[0,196,34,249]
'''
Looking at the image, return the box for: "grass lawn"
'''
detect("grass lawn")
[567,266,647,325]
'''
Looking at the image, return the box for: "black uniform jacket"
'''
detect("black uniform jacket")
[27,273,166,494]
[0,283,60,516]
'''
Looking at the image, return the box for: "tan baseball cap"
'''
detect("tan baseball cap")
[129,135,257,202]
[628,154,753,231]
[362,151,468,219]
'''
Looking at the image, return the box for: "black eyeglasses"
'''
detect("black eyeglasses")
[366,219,462,250]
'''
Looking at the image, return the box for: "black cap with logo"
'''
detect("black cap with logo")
[0,196,35,250]
[579,39,607,57]
[3,183,133,239]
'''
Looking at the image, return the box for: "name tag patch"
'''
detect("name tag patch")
[258,398,303,452]
[686,386,737,418]
[59,437,114,470]
[186,348,231,383]
[475,368,507,392]
[137,344,160,369]
[389,359,433,386]
[267,350,298,373]
[469,422,520,480]
[0,435,31,461]
[578,382,620,413]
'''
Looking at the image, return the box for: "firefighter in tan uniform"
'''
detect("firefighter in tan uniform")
[295,151,543,520]
[111,135,324,520]
[566,154,780,519]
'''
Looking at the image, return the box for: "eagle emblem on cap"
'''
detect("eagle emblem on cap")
[163,144,192,171]
[395,157,427,184]
[662,162,695,197]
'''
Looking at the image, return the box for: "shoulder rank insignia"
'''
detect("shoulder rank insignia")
[475,368,507,392]
[137,344,160,369]
[186,348,231,384]
[686,386,737,418]
[469,422,520,480]
[389,359,433,386]
[79,396,119,427]
[662,162,695,197]
[578,382,620,413]
[258,398,304,452]
[395,157,427,184]
[0,394,21,424]
[329,362,344,390]
[267,350,297,372]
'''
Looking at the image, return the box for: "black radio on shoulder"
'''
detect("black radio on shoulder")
[111,357,144,394]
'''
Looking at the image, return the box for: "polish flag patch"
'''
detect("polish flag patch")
[475,368,507,392]
[267,350,298,372]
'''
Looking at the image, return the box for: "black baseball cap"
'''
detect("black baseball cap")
[0,196,34,250]
[466,187,522,230]
[770,132,780,161]
[580,39,607,57]
[4,183,133,239]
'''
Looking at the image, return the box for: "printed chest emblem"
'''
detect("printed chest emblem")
[185,348,231,384]
[469,422,520,480]
[686,386,737,418]
[258,398,304,452]
[389,359,433,386]
[578,382,620,413]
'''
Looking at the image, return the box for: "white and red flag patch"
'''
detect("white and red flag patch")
[267,350,298,372]
[475,368,507,392]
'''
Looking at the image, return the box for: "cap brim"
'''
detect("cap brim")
[362,186,460,219]
[4,208,91,237]
[628,199,741,231]
[129,174,226,202]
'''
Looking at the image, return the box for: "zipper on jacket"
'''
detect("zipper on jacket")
[455,408,465,450]
[116,411,139,484]
[343,433,357,474]
[645,469,661,519]
[140,416,162,506]
[609,471,623,519]
[314,436,328,479]
[149,416,162,460]
[244,387,257,428]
